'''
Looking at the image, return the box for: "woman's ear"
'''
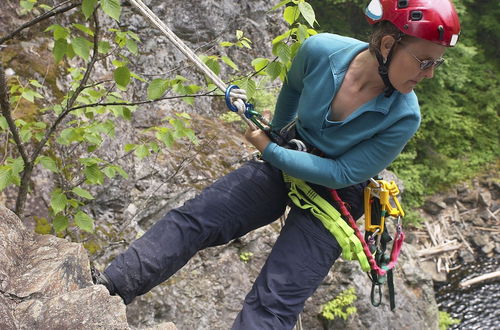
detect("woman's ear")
[379,35,396,61]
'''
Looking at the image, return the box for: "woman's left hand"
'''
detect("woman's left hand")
[245,126,271,153]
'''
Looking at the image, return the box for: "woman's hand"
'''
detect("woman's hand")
[245,126,271,153]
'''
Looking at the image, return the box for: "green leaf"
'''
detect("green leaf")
[19,127,32,142]
[82,0,98,19]
[283,6,300,25]
[266,61,283,81]
[74,211,94,233]
[84,164,104,184]
[114,165,129,179]
[52,38,66,63]
[297,24,309,43]
[122,107,132,120]
[50,189,68,215]
[53,214,69,233]
[125,38,138,55]
[240,39,252,49]
[0,116,8,130]
[221,56,239,71]
[272,29,293,45]
[45,24,69,40]
[235,78,257,99]
[251,58,270,73]
[98,41,111,54]
[103,166,116,178]
[219,41,233,47]
[298,2,316,28]
[29,80,43,88]
[73,23,94,36]
[10,157,25,175]
[100,0,121,21]
[156,129,174,148]
[58,127,84,145]
[271,0,291,11]
[147,78,170,100]
[0,167,12,191]
[72,187,94,200]
[131,72,146,82]
[273,42,291,63]
[124,143,136,152]
[202,57,220,75]
[134,144,150,160]
[38,156,60,173]
[114,66,131,88]
[71,37,92,61]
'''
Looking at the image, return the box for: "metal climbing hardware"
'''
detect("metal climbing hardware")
[282,172,405,310]
[225,85,289,146]
[364,177,405,235]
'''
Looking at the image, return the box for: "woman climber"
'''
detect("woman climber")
[93,0,461,328]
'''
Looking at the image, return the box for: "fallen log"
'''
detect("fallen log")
[459,271,500,288]
[417,242,462,257]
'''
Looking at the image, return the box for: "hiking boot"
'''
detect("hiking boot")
[91,267,116,295]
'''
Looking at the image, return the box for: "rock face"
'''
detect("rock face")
[0,205,129,329]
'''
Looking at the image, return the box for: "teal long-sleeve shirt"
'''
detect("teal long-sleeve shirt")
[262,33,421,189]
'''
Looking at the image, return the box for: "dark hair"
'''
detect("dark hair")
[368,21,406,54]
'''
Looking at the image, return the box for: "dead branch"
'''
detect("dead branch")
[460,271,500,288]
[417,242,463,257]
[472,226,500,233]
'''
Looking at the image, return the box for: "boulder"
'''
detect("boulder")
[0,205,129,329]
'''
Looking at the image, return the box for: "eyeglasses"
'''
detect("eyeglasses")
[401,46,445,71]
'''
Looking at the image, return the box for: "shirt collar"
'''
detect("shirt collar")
[328,41,399,115]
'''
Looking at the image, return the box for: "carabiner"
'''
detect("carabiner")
[225,85,240,113]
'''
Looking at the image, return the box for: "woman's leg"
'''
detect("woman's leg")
[104,160,288,304]
[232,183,366,330]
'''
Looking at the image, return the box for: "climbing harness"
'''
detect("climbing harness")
[128,0,405,311]
[284,172,405,310]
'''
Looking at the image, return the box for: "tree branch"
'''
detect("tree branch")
[65,90,221,112]
[0,62,29,164]
[15,6,98,217]
[0,1,81,45]
[31,9,101,162]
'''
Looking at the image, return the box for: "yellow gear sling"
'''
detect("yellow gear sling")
[282,172,370,272]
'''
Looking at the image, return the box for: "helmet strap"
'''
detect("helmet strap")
[375,44,397,97]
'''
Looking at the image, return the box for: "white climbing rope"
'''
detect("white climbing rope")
[127,0,257,129]
[127,0,227,92]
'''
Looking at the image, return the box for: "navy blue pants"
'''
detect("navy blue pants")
[104,160,366,329]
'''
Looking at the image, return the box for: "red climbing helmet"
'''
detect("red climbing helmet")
[365,0,461,47]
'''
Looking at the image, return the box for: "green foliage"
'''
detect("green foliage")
[0,0,201,238]
[320,287,357,321]
[439,311,461,330]
[239,252,254,263]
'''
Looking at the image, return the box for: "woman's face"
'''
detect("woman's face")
[388,38,447,94]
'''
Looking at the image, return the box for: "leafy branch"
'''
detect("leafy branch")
[0,0,82,45]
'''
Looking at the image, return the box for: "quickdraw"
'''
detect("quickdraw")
[331,179,405,310]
